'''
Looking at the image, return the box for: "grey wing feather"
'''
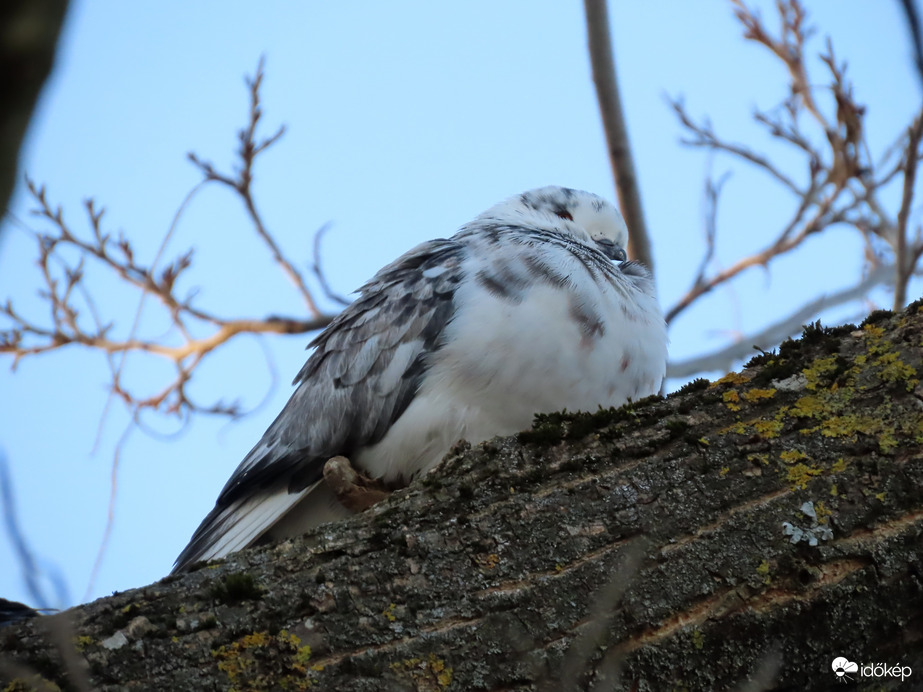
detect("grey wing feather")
[172,238,465,571]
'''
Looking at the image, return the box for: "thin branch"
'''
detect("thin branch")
[555,539,646,692]
[732,0,829,131]
[93,179,207,453]
[3,60,339,425]
[666,262,893,379]
[666,183,838,325]
[82,422,133,603]
[37,613,92,692]
[690,167,731,291]
[894,112,923,309]
[664,0,923,351]
[583,0,654,274]
[0,449,71,611]
[187,57,321,317]
[670,99,804,196]
[310,222,352,307]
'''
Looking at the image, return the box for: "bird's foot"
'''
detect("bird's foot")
[323,455,391,513]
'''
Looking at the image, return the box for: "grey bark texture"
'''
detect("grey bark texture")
[2,305,923,691]
[0,0,69,233]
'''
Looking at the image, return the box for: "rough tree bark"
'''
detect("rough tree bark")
[2,305,923,691]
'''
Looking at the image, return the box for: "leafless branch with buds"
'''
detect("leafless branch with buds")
[661,0,923,377]
[1,59,339,424]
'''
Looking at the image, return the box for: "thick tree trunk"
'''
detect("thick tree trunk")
[0,0,69,233]
[2,306,923,691]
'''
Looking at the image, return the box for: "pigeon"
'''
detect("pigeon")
[173,186,668,572]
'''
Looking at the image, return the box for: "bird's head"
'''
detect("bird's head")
[485,186,630,262]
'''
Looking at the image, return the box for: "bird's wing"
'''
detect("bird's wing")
[172,238,465,571]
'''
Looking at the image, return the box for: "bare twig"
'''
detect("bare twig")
[187,57,321,317]
[1,59,350,596]
[545,539,647,692]
[666,262,893,379]
[92,179,207,453]
[0,450,70,611]
[82,422,132,603]
[583,0,654,274]
[666,0,923,362]
[310,222,352,307]
[666,183,840,325]
[670,99,804,196]
[690,167,731,292]
[38,613,92,692]
[2,60,338,425]
[732,0,827,129]
[894,113,923,309]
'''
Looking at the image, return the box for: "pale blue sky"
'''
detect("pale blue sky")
[0,1,918,609]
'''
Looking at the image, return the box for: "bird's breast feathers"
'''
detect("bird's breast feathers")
[356,225,667,483]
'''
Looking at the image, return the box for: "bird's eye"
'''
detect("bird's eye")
[554,210,574,221]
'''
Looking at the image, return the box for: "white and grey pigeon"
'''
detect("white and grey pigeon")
[172,186,667,572]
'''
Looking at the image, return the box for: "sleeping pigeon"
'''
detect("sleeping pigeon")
[173,186,667,572]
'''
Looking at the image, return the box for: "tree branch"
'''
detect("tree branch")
[666,261,892,379]
[186,57,322,318]
[583,0,654,274]
[666,0,923,367]
[2,60,338,424]
[4,306,923,688]
[894,112,923,309]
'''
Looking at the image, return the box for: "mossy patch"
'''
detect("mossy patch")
[723,390,741,411]
[748,356,799,386]
[675,377,710,395]
[859,309,893,328]
[213,629,315,690]
[802,354,846,391]
[780,450,808,464]
[664,418,691,439]
[742,388,777,403]
[209,572,264,604]
[874,351,918,390]
[753,419,783,439]
[3,677,63,692]
[786,463,823,490]
[756,559,771,585]
[746,316,923,488]
[72,635,95,652]
[382,603,397,622]
[519,398,661,447]
[710,372,749,388]
[691,629,705,650]
[715,316,923,472]
[388,654,453,690]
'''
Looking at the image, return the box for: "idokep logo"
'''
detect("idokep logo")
[831,657,858,682]
[832,657,913,683]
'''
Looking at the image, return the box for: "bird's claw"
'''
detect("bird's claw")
[323,455,391,513]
